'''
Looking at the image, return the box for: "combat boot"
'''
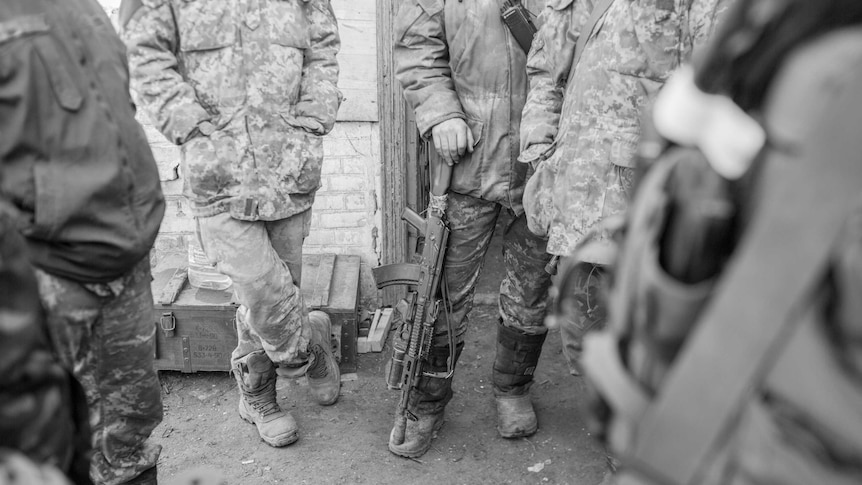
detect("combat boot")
[493,322,547,438]
[388,411,445,458]
[306,310,341,405]
[388,343,462,458]
[122,466,157,485]
[234,351,299,447]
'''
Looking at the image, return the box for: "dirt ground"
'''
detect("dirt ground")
[151,217,610,485]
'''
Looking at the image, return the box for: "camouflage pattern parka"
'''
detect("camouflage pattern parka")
[395,0,544,213]
[520,0,728,255]
[123,0,341,221]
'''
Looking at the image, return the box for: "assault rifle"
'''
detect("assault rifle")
[372,162,455,434]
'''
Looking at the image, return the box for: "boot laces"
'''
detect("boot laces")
[245,380,281,417]
[307,344,329,379]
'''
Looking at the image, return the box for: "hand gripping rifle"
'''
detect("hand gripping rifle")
[372,162,456,438]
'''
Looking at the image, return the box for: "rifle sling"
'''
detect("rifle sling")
[573,0,615,70]
[627,64,862,484]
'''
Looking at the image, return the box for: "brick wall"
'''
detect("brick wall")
[99,0,383,307]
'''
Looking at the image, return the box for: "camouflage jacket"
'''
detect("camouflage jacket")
[520,0,728,255]
[394,0,544,213]
[0,0,165,283]
[123,0,342,220]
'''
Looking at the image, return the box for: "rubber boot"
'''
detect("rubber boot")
[389,343,463,458]
[234,351,299,447]
[493,322,547,438]
[305,310,341,405]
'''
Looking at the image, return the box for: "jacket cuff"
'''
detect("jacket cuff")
[165,103,212,145]
[413,91,464,137]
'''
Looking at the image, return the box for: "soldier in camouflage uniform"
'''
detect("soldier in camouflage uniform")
[392,0,555,458]
[520,0,728,375]
[0,215,88,485]
[121,0,343,449]
[0,0,167,483]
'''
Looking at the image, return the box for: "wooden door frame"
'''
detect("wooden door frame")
[377,0,420,305]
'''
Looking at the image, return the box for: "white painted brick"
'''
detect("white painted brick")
[344,193,366,210]
[142,124,167,143]
[340,157,371,175]
[161,178,184,197]
[151,145,180,181]
[327,174,366,192]
[305,228,364,247]
[330,123,372,139]
[323,128,373,158]
[312,194,345,211]
[319,212,366,229]
[321,158,343,176]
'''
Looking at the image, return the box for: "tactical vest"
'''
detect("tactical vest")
[565,29,862,485]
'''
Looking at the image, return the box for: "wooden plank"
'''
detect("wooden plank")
[307,253,336,308]
[157,267,188,305]
[356,309,380,354]
[333,0,378,121]
[368,307,394,352]
[378,0,410,306]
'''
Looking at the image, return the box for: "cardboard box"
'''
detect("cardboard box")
[151,253,360,373]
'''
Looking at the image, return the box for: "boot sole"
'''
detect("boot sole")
[308,312,341,406]
[238,406,299,447]
[499,425,538,439]
[387,416,445,459]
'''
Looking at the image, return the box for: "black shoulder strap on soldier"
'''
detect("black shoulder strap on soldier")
[501,0,537,54]
[624,63,862,485]
[119,0,144,29]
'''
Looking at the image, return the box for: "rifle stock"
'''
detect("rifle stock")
[373,162,453,437]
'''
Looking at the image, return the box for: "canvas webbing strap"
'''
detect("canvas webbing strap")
[574,0,615,68]
[626,65,862,485]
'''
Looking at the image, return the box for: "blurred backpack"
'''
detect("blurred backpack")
[556,24,862,485]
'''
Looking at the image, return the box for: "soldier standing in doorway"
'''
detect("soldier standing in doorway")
[391,0,555,458]
[121,0,343,448]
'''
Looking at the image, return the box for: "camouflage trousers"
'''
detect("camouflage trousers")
[431,192,555,347]
[557,262,608,375]
[195,210,314,367]
[0,220,87,481]
[34,257,162,485]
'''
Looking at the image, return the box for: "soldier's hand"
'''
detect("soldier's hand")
[431,118,474,166]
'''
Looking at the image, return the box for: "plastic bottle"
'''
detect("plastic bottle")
[187,237,232,291]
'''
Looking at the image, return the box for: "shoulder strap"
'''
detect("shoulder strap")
[626,58,862,485]
[573,0,614,68]
[119,0,144,29]
[501,0,538,54]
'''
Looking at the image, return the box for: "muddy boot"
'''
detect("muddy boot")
[234,351,298,447]
[306,310,341,405]
[493,322,547,438]
[122,466,157,485]
[388,343,462,458]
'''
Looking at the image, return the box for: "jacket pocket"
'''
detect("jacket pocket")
[177,0,236,51]
[466,117,484,149]
[34,36,83,111]
[266,1,310,49]
[274,122,324,195]
[607,131,640,169]
[180,132,238,202]
[177,0,238,111]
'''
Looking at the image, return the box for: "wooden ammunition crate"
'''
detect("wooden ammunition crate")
[150,253,360,373]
